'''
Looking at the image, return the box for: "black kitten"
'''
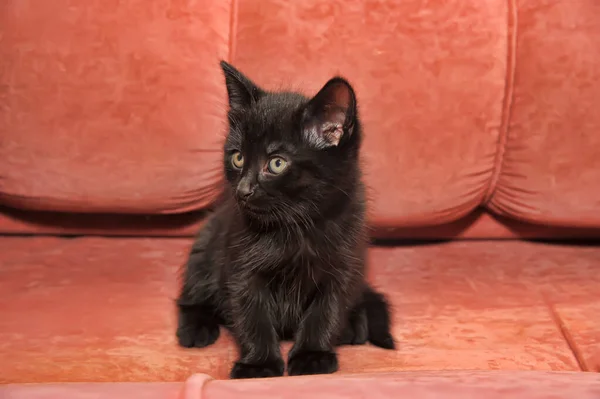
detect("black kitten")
[176,61,395,379]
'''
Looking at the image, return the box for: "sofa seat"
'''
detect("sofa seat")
[3,371,600,399]
[1,237,597,383]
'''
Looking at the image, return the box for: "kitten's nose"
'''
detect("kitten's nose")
[236,180,255,200]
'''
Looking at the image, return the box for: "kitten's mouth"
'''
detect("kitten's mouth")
[239,201,270,215]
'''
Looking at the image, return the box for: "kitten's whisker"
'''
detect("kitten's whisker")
[328,182,353,200]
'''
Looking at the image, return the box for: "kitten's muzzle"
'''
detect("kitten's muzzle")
[236,180,255,201]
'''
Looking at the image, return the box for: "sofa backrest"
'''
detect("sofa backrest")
[1,0,599,238]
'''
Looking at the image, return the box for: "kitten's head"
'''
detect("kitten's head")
[220,61,362,226]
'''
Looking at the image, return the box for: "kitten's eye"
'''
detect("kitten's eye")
[231,152,244,169]
[267,157,288,174]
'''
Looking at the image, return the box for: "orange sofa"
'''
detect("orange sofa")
[1,0,599,397]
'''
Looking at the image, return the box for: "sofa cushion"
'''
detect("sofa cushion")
[0,0,229,214]
[2,0,599,233]
[3,237,598,383]
[486,0,600,227]
[1,0,509,227]
[3,372,600,399]
[194,371,600,399]
[232,0,508,227]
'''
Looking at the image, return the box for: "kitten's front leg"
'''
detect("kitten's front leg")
[177,301,220,348]
[287,284,345,376]
[229,283,284,379]
[176,233,221,349]
[338,303,368,346]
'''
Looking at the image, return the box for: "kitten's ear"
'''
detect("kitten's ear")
[302,77,357,149]
[220,60,263,110]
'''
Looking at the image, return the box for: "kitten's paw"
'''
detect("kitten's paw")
[338,307,368,346]
[177,320,220,348]
[230,360,284,379]
[369,332,396,350]
[287,351,338,376]
[338,321,368,346]
[338,327,367,346]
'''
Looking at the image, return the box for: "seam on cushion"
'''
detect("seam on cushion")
[227,0,239,62]
[483,0,518,205]
[544,296,590,371]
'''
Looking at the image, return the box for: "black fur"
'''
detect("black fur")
[177,61,395,379]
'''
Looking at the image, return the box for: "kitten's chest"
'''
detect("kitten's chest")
[243,229,329,267]
[265,267,319,330]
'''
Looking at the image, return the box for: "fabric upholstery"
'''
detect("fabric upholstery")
[0,0,228,213]
[1,383,181,399]
[1,0,599,236]
[3,372,600,399]
[232,0,507,227]
[2,237,598,383]
[195,371,600,399]
[486,0,600,227]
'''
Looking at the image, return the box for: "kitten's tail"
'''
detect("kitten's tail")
[364,285,396,349]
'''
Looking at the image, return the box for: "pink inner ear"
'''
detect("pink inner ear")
[304,78,356,148]
[330,83,352,110]
[319,105,351,146]
[322,122,344,147]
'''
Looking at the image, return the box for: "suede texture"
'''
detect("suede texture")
[0,0,229,213]
[1,0,599,236]
[3,372,600,399]
[2,237,598,383]
[486,0,600,227]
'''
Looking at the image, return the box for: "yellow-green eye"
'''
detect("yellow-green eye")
[231,152,244,169]
[267,157,288,174]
